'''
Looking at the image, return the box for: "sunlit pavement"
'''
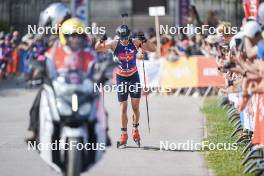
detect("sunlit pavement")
[0,80,208,176]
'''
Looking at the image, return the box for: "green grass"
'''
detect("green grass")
[201,97,253,176]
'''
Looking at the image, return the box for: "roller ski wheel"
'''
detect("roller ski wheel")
[117,133,128,149]
[133,129,141,148]
[134,139,140,148]
[116,141,127,148]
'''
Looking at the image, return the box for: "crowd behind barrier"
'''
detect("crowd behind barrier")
[0,30,46,86]
[0,6,233,89]
[127,2,264,174]
[203,2,264,174]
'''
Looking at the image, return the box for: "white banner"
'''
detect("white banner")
[136,59,162,88]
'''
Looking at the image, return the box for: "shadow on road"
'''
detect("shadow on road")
[117,145,200,152]
[0,78,38,97]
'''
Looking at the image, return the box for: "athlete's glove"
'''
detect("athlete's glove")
[113,56,122,65]
[100,34,108,43]
[137,32,147,43]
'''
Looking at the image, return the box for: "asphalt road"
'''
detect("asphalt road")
[0,80,208,176]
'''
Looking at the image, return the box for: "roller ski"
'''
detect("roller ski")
[116,133,128,148]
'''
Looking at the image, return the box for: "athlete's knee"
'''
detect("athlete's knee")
[131,103,139,113]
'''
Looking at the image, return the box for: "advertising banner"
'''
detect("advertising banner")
[161,56,225,88]
[113,56,225,89]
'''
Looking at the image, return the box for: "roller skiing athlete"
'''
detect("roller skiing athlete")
[95,16,156,148]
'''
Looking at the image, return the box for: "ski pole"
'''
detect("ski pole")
[141,45,151,133]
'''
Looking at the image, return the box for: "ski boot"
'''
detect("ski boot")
[117,133,128,148]
[132,128,141,148]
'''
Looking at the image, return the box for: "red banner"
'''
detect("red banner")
[243,0,259,18]
[197,56,225,87]
[252,94,264,145]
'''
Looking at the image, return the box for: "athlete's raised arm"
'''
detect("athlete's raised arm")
[95,34,118,52]
[133,32,156,52]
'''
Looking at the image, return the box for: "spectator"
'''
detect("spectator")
[185,5,202,27]
[18,41,30,75]
[160,35,174,57]
[205,10,220,29]
[2,34,13,75]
